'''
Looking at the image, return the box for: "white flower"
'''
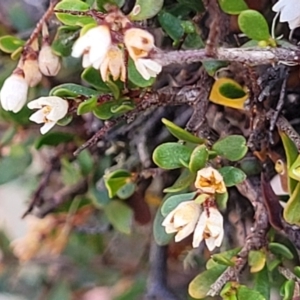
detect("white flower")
[38,43,61,76]
[195,167,227,194]
[124,28,162,80]
[27,96,69,134]
[71,25,111,69]
[135,58,162,80]
[100,46,126,82]
[272,0,300,30]
[162,201,201,242]
[0,73,28,113]
[193,207,224,251]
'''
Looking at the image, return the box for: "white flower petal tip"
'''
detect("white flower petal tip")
[270,174,289,196]
[28,96,69,134]
[71,25,111,68]
[192,207,224,251]
[272,0,300,29]
[162,201,201,242]
[0,73,28,113]
[135,58,162,80]
[195,167,227,194]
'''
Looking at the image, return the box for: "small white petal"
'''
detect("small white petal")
[214,228,224,247]
[205,237,217,251]
[288,15,300,29]
[272,0,287,12]
[270,174,288,196]
[135,59,151,80]
[82,52,92,68]
[72,34,90,58]
[175,221,196,242]
[40,121,56,134]
[29,109,45,124]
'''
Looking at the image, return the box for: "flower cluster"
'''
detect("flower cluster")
[0,23,61,114]
[71,11,162,81]
[162,167,226,251]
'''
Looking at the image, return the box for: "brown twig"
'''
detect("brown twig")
[207,176,269,296]
[25,0,60,48]
[37,178,88,217]
[152,47,300,67]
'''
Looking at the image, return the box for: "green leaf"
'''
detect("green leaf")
[153,142,193,170]
[104,169,132,198]
[281,280,295,300]
[104,201,133,234]
[238,10,270,41]
[269,242,294,260]
[158,12,184,41]
[236,285,265,300]
[89,185,110,208]
[248,250,266,273]
[289,154,300,181]
[35,132,74,149]
[182,32,205,49]
[116,182,136,200]
[93,99,134,120]
[81,67,111,92]
[52,25,79,56]
[219,82,247,99]
[162,118,205,144]
[188,265,227,299]
[211,254,235,267]
[105,80,120,100]
[202,60,228,76]
[77,96,97,115]
[153,204,174,246]
[50,83,99,97]
[0,35,25,53]
[219,166,246,187]
[206,247,241,269]
[55,0,96,27]
[284,182,300,226]
[254,265,270,300]
[216,191,229,211]
[280,132,298,194]
[128,58,155,87]
[212,135,248,161]
[189,145,209,173]
[129,0,163,20]
[61,159,82,185]
[294,266,300,278]
[0,145,32,185]
[161,192,197,217]
[163,169,195,193]
[77,149,94,175]
[218,0,248,14]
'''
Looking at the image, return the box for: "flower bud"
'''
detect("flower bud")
[23,57,43,87]
[0,72,28,113]
[38,43,61,76]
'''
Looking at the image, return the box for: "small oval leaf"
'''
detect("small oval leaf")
[162,118,205,144]
[153,142,193,170]
[238,10,270,41]
[219,166,246,187]
[212,135,248,161]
